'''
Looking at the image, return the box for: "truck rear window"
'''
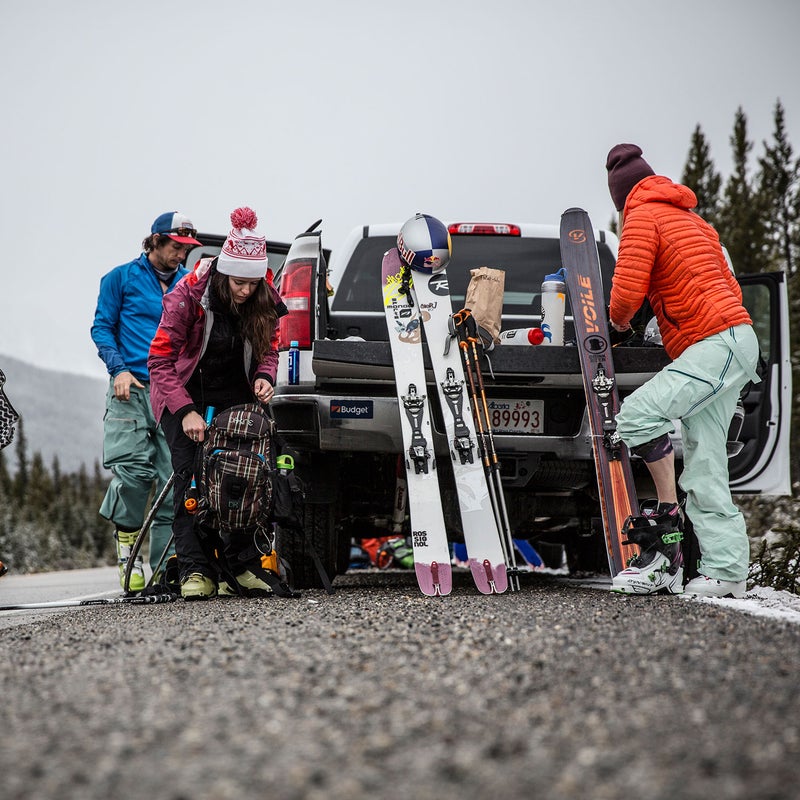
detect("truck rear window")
[331,234,617,315]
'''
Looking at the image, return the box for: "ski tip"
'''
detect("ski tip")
[381,246,401,269]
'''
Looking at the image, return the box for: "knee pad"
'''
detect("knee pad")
[630,433,673,463]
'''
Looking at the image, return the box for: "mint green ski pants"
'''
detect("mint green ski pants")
[98,381,174,572]
[616,325,760,582]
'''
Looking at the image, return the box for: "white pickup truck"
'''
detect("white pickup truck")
[190,220,793,588]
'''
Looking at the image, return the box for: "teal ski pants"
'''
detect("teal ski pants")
[616,325,760,582]
[98,381,174,572]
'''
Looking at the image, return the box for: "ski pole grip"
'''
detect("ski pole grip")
[452,309,470,341]
[144,593,178,604]
[464,312,478,340]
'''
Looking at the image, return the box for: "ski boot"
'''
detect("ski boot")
[611,501,684,595]
[683,575,746,599]
[181,573,217,600]
[116,530,145,592]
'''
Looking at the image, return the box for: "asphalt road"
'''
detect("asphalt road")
[1,567,799,800]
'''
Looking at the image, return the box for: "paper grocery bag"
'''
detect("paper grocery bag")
[465,266,505,344]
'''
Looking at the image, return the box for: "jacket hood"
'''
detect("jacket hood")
[626,175,697,213]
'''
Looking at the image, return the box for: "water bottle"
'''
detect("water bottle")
[498,328,545,346]
[288,340,300,385]
[540,268,566,346]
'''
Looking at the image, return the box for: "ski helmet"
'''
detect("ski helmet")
[397,213,451,274]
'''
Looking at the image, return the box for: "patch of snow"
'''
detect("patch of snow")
[682,585,800,624]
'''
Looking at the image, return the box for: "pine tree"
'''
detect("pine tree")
[756,99,799,275]
[716,107,767,274]
[51,455,63,498]
[13,416,29,500]
[25,452,53,520]
[0,450,10,496]
[681,124,722,226]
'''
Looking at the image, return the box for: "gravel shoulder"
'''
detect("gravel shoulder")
[2,569,799,800]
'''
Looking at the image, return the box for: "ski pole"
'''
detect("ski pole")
[0,593,177,612]
[124,472,176,594]
[451,309,519,591]
[451,312,500,518]
[454,310,520,591]
[144,533,175,590]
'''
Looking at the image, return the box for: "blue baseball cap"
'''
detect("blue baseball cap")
[151,212,202,245]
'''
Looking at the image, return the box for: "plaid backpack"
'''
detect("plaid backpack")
[196,403,275,535]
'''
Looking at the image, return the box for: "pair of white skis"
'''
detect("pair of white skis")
[381,248,515,596]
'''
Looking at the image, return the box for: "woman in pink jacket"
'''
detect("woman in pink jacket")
[605,145,760,599]
[148,208,286,600]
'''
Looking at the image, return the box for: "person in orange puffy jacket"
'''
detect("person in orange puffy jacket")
[605,144,760,600]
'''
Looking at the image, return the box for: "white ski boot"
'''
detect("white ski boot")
[611,502,684,595]
[683,575,746,598]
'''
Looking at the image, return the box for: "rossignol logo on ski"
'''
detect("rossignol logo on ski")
[412,530,429,548]
[427,273,449,296]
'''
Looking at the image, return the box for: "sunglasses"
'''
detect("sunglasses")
[168,226,198,239]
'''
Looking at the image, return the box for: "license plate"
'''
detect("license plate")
[485,399,544,434]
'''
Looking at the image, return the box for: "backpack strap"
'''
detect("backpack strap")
[303,525,335,595]
[249,561,301,599]
[228,534,301,599]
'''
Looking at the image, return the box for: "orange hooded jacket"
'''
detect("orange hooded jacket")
[609,175,751,359]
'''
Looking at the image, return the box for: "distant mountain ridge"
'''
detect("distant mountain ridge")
[1,355,108,473]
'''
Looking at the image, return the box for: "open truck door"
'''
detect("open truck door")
[728,271,792,496]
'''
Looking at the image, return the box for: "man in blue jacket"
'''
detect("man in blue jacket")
[91,212,201,591]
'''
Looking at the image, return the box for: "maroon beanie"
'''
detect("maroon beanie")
[606,143,655,211]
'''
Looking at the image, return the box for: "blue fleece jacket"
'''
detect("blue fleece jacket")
[91,253,188,381]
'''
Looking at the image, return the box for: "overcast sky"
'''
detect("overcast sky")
[1,0,798,379]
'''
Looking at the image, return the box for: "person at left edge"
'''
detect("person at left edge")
[91,212,202,591]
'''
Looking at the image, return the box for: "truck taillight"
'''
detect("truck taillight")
[447,223,521,236]
[279,258,313,348]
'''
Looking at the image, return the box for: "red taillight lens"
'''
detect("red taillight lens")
[447,223,521,236]
[278,258,313,348]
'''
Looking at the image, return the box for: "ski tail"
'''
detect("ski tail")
[468,558,508,594]
[415,561,453,597]
[608,460,637,565]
